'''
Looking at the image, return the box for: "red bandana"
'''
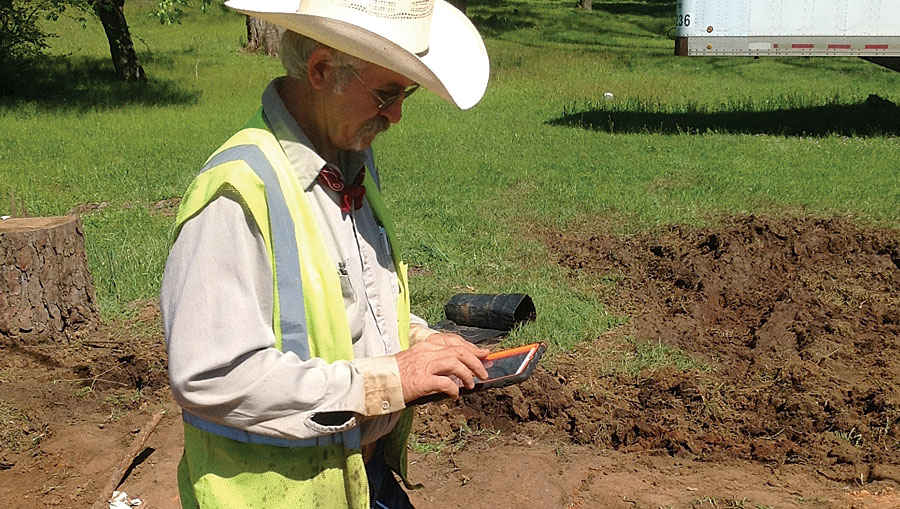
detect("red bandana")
[318,164,366,213]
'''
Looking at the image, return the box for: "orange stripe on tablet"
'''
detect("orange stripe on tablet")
[485,343,541,360]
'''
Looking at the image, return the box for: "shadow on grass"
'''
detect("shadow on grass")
[549,95,900,137]
[468,0,673,40]
[593,0,675,18]
[469,4,538,37]
[0,55,199,111]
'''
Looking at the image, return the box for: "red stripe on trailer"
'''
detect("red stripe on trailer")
[828,44,851,49]
[792,44,815,49]
[865,44,889,50]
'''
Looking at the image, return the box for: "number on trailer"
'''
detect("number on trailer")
[677,14,691,27]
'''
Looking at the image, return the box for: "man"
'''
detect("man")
[160,0,491,507]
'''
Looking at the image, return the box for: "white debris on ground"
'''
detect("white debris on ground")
[603,91,615,100]
[1,216,10,220]
[109,491,142,508]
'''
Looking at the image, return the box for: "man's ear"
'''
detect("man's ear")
[306,46,334,91]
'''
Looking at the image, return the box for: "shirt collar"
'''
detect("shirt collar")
[261,78,368,190]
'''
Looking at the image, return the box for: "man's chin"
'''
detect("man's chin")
[350,130,387,151]
[349,135,376,152]
[353,118,391,149]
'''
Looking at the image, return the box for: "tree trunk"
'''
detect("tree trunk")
[579,0,593,10]
[447,0,467,14]
[245,16,284,57]
[92,0,146,81]
[0,216,99,344]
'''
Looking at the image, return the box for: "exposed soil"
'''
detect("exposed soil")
[1,214,899,508]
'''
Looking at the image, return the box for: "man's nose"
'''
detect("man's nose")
[381,98,404,124]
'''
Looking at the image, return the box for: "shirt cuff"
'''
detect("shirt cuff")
[355,356,406,415]
[409,322,438,347]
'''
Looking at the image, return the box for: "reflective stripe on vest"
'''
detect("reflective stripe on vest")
[182,410,361,450]
[198,144,310,359]
[177,139,357,447]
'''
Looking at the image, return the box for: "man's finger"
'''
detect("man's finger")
[426,353,489,389]
[425,333,490,355]
[428,375,461,400]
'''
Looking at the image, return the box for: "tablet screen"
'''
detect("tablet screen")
[408,342,546,405]
[477,343,540,383]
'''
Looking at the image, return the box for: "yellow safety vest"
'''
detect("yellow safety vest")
[172,110,414,509]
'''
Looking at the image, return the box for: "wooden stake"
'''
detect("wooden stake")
[93,410,165,509]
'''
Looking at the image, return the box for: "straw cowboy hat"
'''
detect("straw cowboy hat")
[225,0,490,110]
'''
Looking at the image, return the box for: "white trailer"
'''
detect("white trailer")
[675,0,900,72]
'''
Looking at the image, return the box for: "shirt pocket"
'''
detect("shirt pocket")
[378,227,400,302]
[337,260,365,342]
[377,226,392,262]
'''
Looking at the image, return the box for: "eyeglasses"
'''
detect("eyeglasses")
[346,66,419,112]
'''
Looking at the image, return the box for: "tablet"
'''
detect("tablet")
[409,342,547,405]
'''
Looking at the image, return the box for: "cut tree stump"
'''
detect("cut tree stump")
[0,216,99,343]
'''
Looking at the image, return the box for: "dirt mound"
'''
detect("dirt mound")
[416,215,900,484]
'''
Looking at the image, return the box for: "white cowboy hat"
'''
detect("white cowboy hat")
[224,0,489,110]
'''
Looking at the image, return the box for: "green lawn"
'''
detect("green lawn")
[2,0,898,352]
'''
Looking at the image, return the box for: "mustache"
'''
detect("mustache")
[357,115,391,139]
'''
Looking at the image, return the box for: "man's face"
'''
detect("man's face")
[326,63,417,152]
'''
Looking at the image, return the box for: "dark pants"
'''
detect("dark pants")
[365,441,415,509]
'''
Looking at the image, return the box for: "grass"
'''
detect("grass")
[606,337,710,377]
[1,0,899,358]
[103,388,148,421]
[409,422,500,457]
[691,497,771,509]
[0,399,45,453]
[876,412,900,449]
[408,434,449,457]
[834,427,864,447]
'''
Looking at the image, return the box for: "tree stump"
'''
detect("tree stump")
[0,216,99,343]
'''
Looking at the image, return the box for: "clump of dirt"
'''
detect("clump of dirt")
[149,198,181,218]
[415,215,900,484]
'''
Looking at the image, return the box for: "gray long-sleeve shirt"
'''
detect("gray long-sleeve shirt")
[161,78,433,445]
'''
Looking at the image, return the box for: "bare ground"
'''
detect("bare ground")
[1,214,898,508]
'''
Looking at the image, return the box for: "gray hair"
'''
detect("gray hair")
[280,30,366,92]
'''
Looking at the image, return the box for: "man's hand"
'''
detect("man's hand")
[395,333,490,403]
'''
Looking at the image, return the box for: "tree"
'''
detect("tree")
[245,16,283,57]
[1,0,209,82]
[90,0,144,81]
[0,0,60,69]
[90,0,210,80]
